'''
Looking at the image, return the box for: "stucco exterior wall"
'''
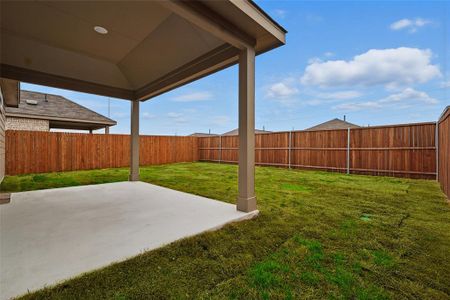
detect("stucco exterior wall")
[6,117,49,131]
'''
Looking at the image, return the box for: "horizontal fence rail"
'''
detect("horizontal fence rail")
[5,131,198,175]
[199,123,437,179]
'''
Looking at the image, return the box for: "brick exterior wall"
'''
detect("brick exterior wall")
[6,117,49,131]
[0,94,5,182]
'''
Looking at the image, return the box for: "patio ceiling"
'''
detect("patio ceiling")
[0,0,286,101]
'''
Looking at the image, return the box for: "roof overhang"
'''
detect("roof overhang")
[49,120,112,131]
[6,112,117,129]
[0,0,286,101]
[0,78,20,107]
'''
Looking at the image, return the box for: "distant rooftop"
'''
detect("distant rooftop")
[189,128,270,137]
[189,133,219,137]
[221,128,271,136]
[305,118,360,131]
[5,90,116,130]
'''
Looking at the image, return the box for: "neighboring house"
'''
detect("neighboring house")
[5,90,116,133]
[305,118,360,131]
[189,133,219,137]
[221,128,271,136]
[190,129,270,137]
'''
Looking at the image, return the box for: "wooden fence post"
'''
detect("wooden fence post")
[219,135,222,163]
[347,128,351,175]
[435,121,439,181]
[288,131,292,169]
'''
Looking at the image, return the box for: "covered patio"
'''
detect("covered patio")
[1,181,257,299]
[0,0,286,212]
[0,1,285,298]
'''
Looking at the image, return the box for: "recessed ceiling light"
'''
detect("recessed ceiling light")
[94,26,108,35]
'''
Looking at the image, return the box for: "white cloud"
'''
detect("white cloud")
[273,9,287,19]
[379,88,438,105]
[324,51,335,58]
[167,112,182,118]
[210,116,230,126]
[167,112,188,123]
[307,57,322,64]
[266,82,299,98]
[305,13,323,24]
[142,112,155,120]
[172,91,212,102]
[390,19,413,30]
[334,88,438,112]
[440,80,450,88]
[390,18,432,33]
[334,101,382,111]
[265,80,300,107]
[111,111,129,119]
[300,47,441,88]
[301,90,363,106]
[316,90,362,100]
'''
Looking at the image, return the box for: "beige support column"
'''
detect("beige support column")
[105,126,110,134]
[237,47,257,212]
[129,100,140,181]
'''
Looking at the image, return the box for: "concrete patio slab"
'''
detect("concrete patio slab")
[0,182,257,300]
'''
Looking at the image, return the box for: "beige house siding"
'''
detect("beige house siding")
[6,117,49,131]
[0,93,5,182]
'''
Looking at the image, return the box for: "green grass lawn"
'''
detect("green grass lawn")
[2,162,450,299]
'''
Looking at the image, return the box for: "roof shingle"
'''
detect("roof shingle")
[306,118,359,131]
[5,90,116,126]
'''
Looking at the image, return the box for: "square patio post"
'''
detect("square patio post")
[237,47,257,212]
[129,100,140,181]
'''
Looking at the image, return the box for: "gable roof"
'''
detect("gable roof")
[306,118,359,131]
[5,90,116,128]
[222,128,271,136]
[189,133,219,137]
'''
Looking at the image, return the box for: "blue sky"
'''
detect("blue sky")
[22,1,449,135]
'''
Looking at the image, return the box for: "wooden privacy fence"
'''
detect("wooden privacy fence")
[437,106,450,199]
[4,121,445,184]
[5,131,198,175]
[199,122,437,179]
